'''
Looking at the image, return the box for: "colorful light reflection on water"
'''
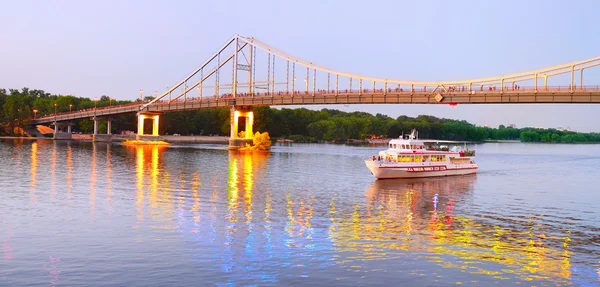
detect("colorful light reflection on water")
[0,140,599,286]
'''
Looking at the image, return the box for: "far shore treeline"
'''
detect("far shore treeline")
[2,88,600,143]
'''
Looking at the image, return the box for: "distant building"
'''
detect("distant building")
[508,124,516,128]
[556,127,573,132]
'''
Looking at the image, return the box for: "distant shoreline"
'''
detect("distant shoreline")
[0,135,229,144]
[483,140,521,143]
[4,136,600,145]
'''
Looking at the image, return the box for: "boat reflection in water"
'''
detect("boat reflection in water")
[328,175,579,285]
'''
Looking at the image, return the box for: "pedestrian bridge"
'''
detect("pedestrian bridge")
[32,35,600,146]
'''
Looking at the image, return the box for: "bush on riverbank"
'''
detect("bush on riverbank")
[240,132,272,151]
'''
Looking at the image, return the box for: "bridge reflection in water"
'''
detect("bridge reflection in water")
[113,145,595,285]
[325,176,575,284]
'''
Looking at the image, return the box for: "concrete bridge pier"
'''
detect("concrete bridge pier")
[228,106,254,149]
[92,117,113,142]
[53,121,72,140]
[136,112,161,140]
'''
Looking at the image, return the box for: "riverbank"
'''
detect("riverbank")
[0,135,229,144]
[483,139,521,143]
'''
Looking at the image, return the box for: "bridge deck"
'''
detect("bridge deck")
[32,89,600,124]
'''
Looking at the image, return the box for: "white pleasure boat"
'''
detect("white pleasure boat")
[365,130,478,179]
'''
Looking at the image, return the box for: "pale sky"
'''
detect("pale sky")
[2,0,599,131]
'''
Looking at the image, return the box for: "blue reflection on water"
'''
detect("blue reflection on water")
[1,140,599,286]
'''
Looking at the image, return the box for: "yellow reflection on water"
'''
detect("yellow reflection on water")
[284,191,315,249]
[227,153,239,222]
[131,145,171,231]
[328,176,573,284]
[66,144,72,199]
[226,151,270,224]
[29,142,38,203]
[135,146,145,228]
[243,153,253,224]
[50,142,57,199]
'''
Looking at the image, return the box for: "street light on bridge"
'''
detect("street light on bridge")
[140,89,143,102]
[33,109,38,119]
[69,104,73,112]
[54,103,57,123]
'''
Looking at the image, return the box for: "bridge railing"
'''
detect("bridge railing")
[34,85,600,121]
[151,85,600,103]
[36,102,145,120]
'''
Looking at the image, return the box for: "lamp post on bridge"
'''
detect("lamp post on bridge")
[140,89,143,102]
[53,104,58,133]
[109,98,112,107]
[33,109,38,120]
[93,96,98,136]
[69,104,73,112]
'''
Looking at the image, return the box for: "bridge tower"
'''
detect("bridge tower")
[136,112,161,140]
[229,106,253,149]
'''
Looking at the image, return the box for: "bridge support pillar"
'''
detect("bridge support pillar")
[153,116,159,136]
[67,124,72,134]
[228,106,254,149]
[53,122,72,140]
[136,113,160,140]
[93,119,98,135]
[137,114,145,136]
[107,120,112,135]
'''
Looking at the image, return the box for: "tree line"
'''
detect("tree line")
[0,88,138,135]
[2,87,599,143]
[157,105,600,143]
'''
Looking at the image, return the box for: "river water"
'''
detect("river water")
[0,139,598,286]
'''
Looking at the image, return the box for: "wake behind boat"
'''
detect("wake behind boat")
[365,130,478,179]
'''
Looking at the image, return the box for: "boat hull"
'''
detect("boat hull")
[365,160,477,179]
